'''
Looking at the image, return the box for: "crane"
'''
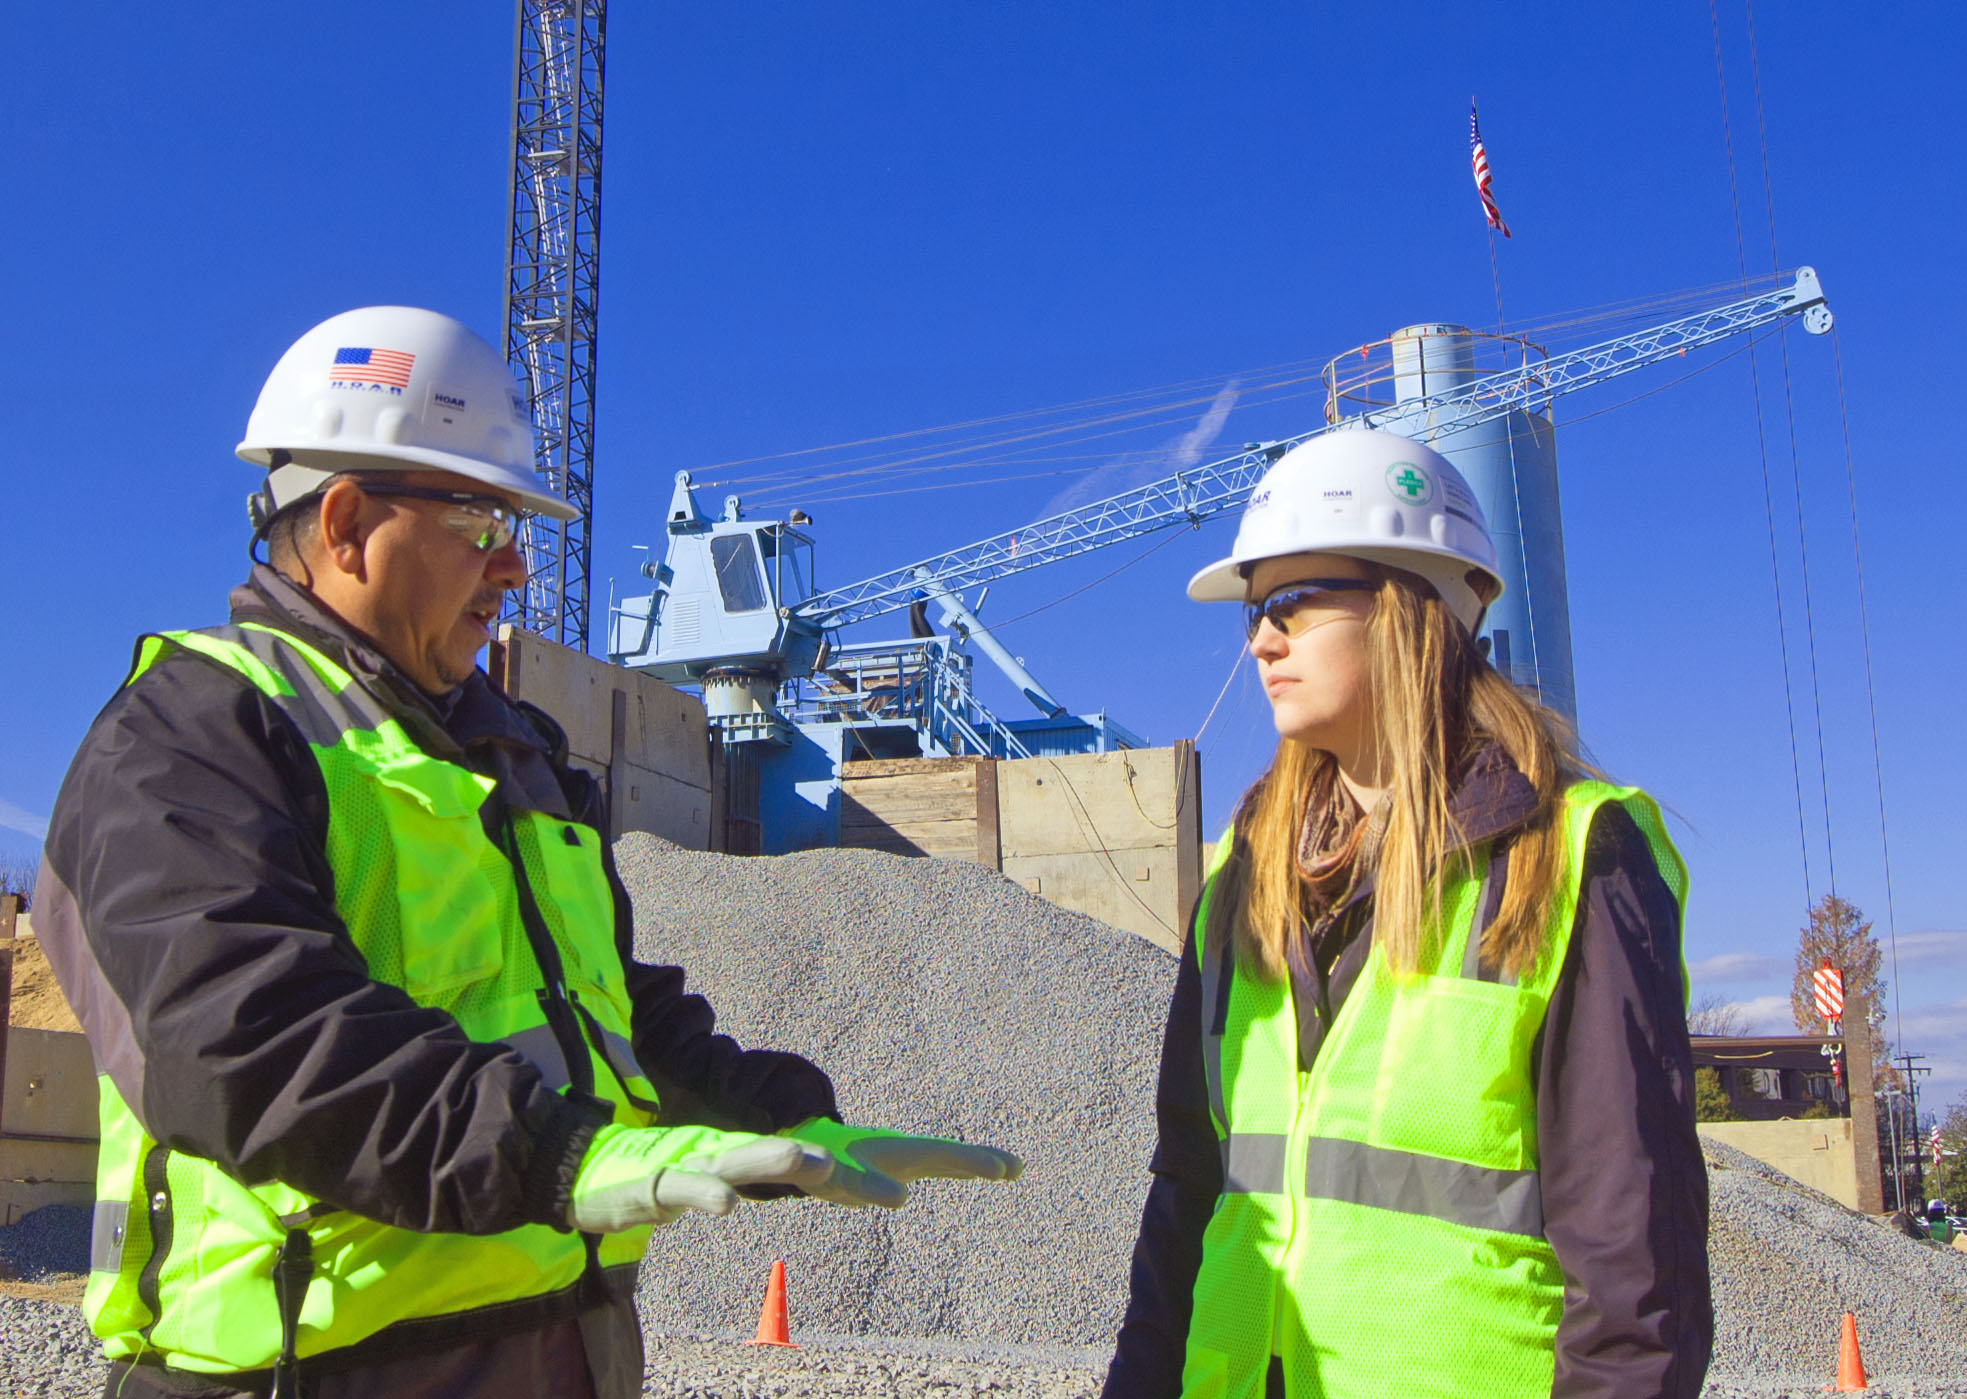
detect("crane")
[502,0,606,650]
[608,268,1832,850]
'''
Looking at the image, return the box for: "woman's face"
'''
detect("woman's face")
[1245,552,1378,759]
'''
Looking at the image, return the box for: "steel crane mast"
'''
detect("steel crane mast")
[796,268,1832,633]
[502,0,606,649]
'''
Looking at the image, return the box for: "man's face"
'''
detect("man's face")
[317,469,528,692]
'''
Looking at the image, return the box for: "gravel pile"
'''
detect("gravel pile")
[1703,1138,1967,1385]
[0,1205,90,1282]
[618,836,1175,1348]
[9,841,1967,1397]
[638,1332,1105,1397]
[0,1296,100,1396]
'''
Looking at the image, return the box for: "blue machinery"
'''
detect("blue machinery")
[609,270,1832,851]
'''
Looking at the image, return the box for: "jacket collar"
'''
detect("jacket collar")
[1332,743,1541,916]
[229,565,556,762]
[1449,743,1542,850]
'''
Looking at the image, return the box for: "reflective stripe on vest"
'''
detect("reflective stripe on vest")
[86,624,661,1377]
[1182,783,1688,1399]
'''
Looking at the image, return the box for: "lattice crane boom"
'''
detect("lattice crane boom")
[795,268,1831,633]
[502,0,606,649]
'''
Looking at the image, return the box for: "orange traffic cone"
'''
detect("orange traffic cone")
[746,1259,797,1348]
[1824,1311,1866,1392]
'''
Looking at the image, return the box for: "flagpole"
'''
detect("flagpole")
[1470,98,1509,332]
[1487,226,1506,332]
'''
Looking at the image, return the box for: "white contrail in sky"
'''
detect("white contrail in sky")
[1039,381,1240,519]
[0,797,48,841]
[1167,383,1240,473]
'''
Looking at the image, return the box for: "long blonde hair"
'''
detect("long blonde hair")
[1210,565,1580,981]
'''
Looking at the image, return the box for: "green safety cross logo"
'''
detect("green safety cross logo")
[1387,463,1433,504]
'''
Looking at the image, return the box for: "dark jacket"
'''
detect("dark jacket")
[36,567,838,1399]
[1104,749,1713,1399]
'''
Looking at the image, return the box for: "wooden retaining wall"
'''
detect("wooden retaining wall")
[839,742,1202,953]
[490,626,719,850]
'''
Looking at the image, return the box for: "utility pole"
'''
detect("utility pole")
[503,0,607,650]
[1895,1052,1932,1206]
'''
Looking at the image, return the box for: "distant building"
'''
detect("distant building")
[1691,1034,1846,1120]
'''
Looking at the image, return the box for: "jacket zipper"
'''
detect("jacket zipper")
[497,803,599,1103]
[135,1144,173,1341]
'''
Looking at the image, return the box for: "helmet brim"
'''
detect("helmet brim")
[239,441,579,522]
[1186,556,1245,602]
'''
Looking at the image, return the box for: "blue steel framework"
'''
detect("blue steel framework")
[502,0,606,648]
[796,269,1831,635]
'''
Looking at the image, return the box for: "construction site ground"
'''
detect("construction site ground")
[5,936,81,1035]
[2,843,1964,1393]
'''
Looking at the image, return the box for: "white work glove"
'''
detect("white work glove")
[779,1118,1024,1209]
[566,1123,836,1233]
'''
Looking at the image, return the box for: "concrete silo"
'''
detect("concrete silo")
[1325,323,1578,725]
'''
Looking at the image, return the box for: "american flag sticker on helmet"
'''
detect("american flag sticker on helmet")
[330,346,416,390]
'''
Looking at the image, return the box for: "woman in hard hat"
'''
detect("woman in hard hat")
[1103,430,1711,1399]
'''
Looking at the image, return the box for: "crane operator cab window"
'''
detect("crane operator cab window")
[710,533,767,614]
[760,528,813,607]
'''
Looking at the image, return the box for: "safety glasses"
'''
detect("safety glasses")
[1243,579,1378,641]
[354,482,528,554]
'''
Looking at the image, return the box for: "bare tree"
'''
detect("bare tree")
[0,854,36,910]
[1687,992,1750,1037]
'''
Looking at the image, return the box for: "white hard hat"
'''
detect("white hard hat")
[1188,428,1504,632]
[236,306,577,522]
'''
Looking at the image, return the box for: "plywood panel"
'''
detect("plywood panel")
[839,757,996,864]
[491,627,714,850]
[3,1029,97,1142]
[997,749,1188,860]
[844,767,980,805]
[1000,848,1184,953]
[841,787,981,827]
[1,1179,92,1225]
[840,757,988,781]
[842,823,987,861]
[493,628,710,784]
[0,1137,97,1183]
[612,762,715,848]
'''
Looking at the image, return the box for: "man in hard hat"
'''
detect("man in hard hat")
[34,306,1021,1399]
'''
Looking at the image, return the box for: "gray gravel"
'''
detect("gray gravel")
[8,843,1967,1396]
[0,1206,90,1283]
[0,1296,101,1397]
[618,835,1174,1348]
[1702,1139,1967,1386]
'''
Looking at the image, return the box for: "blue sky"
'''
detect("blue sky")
[3,5,1961,1112]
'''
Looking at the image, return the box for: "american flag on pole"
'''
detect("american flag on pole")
[330,346,416,389]
[1469,101,1511,239]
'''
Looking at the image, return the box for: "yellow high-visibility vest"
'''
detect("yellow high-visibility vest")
[87,623,661,1376]
[1183,781,1686,1399]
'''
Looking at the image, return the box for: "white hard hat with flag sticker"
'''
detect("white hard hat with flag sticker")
[236,305,576,523]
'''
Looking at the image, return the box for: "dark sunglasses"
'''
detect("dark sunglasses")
[354,482,528,553]
[1243,578,1379,641]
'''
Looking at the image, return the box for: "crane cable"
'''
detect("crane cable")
[1709,0,1817,914]
[1827,328,1906,1078]
[1745,0,1840,903]
[985,525,1195,633]
[703,277,1803,509]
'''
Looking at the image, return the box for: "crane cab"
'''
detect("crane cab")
[609,471,822,684]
